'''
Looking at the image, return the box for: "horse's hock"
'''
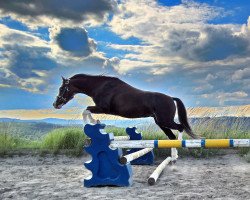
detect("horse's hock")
[83,124,250,187]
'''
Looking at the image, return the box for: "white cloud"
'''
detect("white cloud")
[201,91,249,105]
[0,24,48,48]
[108,0,250,74]
[0,24,53,92]
[110,0,222,40]
[232,67,250,81]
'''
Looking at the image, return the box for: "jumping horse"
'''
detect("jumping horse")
[53,74,198,140]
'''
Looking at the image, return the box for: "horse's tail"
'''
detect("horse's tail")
[173,97,198,139]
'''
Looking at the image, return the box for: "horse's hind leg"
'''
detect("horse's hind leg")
[154,112,184,132]
[154,115,182,160]
[157,124,176,140]
[155,124,179,159]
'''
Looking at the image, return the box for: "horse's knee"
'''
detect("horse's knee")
[82,110,91,123]
[82,109,91,116]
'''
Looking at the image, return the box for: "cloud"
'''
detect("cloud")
[0,0,117,27]
[0,24,116,93]
[188,26,250,61]
[5,45,57,79]
[0,24,48,48]
[109,1,250,73]
[50,27,96,57]
[110,0,222,39]
[201,91,249,105]
[232,67,250,81]
[0,45,57,92]
[0,24,56,92]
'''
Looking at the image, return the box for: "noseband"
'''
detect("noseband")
[57,79,71,104]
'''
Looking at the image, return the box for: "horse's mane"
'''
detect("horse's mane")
[70,73,119,80]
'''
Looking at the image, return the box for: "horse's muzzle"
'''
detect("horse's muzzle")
[53,102,62,109]
[53,102,57,109]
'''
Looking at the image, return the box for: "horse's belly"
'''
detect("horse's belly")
[109,91,155,118]
[112,104,152,118]
[117,112,151,118]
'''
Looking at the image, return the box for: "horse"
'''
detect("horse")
[53,74,198,140]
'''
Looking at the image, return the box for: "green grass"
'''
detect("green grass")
[42,127,85,156]
[0,133,41,156]
[0,120,249,158]
[0,126,85,157]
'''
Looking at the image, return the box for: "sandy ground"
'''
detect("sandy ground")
[0,154,249,200]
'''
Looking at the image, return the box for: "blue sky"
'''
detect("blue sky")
[0,0,250,114]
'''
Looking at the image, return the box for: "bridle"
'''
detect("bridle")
[56,79,71,104]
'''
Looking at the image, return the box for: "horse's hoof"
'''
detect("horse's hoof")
[171,159,177,164]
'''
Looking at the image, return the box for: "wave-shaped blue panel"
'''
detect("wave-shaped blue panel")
[83,124,132,187]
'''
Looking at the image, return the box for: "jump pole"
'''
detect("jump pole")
[114,136,130,140]
[148,156,173,186]
[110,139,250,149]
[120,148,153,164]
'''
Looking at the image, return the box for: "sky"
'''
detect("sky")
[0,0,250,119]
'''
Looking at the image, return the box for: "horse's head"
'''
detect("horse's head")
[53,76,76,109]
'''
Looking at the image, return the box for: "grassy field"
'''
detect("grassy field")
[0,120,249,158]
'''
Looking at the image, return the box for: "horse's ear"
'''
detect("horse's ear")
[61,76,66,81]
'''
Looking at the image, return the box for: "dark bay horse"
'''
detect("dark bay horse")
[53,74,197,140]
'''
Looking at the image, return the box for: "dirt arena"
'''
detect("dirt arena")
[0,154,249,200]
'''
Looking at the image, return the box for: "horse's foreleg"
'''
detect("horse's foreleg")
[88,114,100,124]
[85,106,104,124]
[82,110,91,124]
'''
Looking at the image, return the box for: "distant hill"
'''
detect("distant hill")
[1,116,249,131]
[0,118,22,122]
[0,118,83,125]
[0,117,149,127]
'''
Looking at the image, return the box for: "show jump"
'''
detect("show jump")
[83,123,249,187]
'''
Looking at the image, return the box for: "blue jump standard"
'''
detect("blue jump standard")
[125,127,154,165]
[83,123,154,187]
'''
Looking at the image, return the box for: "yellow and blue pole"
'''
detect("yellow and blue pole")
[110,139,250,149]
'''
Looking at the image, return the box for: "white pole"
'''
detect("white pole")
[120,148,153,164]
[148,157,172,185]
[110,140,155,148]
[114,136,130,140]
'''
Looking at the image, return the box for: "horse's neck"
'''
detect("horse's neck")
[71,76,108,97]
